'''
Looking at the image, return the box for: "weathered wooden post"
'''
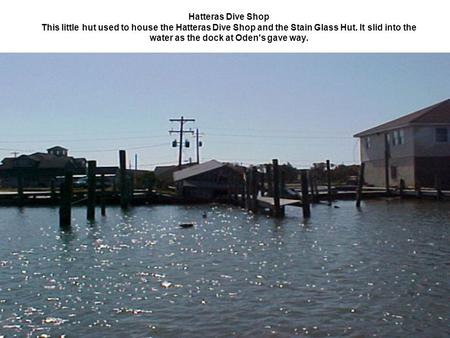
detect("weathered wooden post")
[59,172,73,229]
[251,166,258,212]
[272,159,282,217]
[399,178,405,198]
[356,162,365,207]
[119,150,128,209]
[100,174,106,216]
[17,171,24,206]
[300,170,311,218]
[87,160,96,221]
[326,160,332,205]
[266,164,273,197]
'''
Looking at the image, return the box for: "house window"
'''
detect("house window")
[390,166,397,179]
[435,128,448,143]
[391,131,397,146]
[390,129,405,146]
[365,136,371,149]
[397,129,404,144]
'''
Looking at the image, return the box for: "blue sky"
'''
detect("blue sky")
[1,54,449,169]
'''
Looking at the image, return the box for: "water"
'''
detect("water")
[0,200,448,337]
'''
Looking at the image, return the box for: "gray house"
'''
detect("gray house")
[354,99,450,189]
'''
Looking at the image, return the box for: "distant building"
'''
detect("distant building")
[354,99,450,188]
[173,160,245,200]
[0,146,86,187]
[47,146,68,157]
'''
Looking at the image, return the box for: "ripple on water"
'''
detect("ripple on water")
[0,202,448,337]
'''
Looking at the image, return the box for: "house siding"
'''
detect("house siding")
[414,125,450,157]
[361,127,415,187]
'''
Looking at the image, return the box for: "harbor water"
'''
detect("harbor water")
[0,200,449,337]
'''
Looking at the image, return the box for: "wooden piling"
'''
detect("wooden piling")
[356,162,365,207]
[119,150,128,209]
[87,160,96,221]
[59,172,73,229]
[251,166,258,212]
[326,160,332,205]
[272,159,282,217]
[100,174,106,216]
[300,170,311,218]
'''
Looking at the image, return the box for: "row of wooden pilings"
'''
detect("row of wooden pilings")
[59,150,131,230]
[228,159,312,218]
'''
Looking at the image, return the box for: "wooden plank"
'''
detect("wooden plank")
[59,173,73,230]
[272,159,282,217]
[119,150,128,209]
[301,170,311,218]
[87,160,96,221]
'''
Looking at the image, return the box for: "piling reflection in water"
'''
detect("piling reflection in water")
[0,200,448,337]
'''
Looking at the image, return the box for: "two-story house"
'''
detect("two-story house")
[354,99,450,189]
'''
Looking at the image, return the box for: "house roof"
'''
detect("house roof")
[173,160,226,182]
[354,99,450,137]
[0,152,85,171]
[47,146,68,151]
[154,164,194,181]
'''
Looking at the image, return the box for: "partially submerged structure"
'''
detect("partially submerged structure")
[173,160,245,200]
[354,99,450,188]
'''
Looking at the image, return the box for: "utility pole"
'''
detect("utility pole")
[11,151,19,158]
[195,128,203,164]
[169,116,195,167]
[134,154,138,170]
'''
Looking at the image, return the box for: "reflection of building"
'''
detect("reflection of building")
[354,99,450,188]
[0,146,86,187]
[173,160,245,200]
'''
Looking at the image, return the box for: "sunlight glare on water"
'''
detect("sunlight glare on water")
[0,200,449,337]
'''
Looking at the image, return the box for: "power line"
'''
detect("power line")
[206,132,352,139]
[70,142,169,153]
[0,134,168,144]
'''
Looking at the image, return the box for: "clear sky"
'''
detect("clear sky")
[1,53,449,169]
